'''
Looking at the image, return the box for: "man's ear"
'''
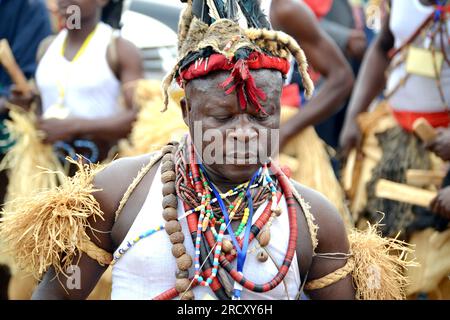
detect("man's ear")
[180,97,190,127]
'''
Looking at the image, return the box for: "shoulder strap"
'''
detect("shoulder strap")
[36,35,57,63]
[107,31,120,78]
[113,152,163,222]
[289,179,320,299]
[289,179,319,253]
[387,11,434,59]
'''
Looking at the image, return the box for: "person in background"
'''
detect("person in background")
[259,0,355,227]
[339,0,450,299]
[427,129,450,221]
[0,0,52,300]
[3,0,143,300]
[315,0,372,151]
[302,0,333,19]
[0,0,52,199]
[14,0,142,167]
[0,0,412,300]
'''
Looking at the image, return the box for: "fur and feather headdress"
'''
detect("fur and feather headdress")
[162,0,314,113]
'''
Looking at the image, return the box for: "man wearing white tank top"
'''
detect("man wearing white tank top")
[3,0,143,300]
[13,0,143,163]
[339,0,450,299]
[1,0,412,301]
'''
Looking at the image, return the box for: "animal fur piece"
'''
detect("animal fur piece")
[162,0,315,111]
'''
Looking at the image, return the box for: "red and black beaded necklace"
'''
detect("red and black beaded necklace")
[154,142,299,300]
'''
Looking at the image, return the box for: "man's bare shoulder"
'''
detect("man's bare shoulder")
[291,180,350,253]
[92,153,159,218]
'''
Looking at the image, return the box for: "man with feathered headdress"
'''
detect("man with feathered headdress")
[0,0,412,300]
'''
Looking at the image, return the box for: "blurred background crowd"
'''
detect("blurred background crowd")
[0,0,449,300]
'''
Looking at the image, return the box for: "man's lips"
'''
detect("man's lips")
[227,152,257,159]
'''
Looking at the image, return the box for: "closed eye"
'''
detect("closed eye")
[213,115,233,122]
[251,113,270,121]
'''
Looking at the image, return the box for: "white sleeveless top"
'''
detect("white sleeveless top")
[260,0,273,20]
[386,0,450,112]
[36,22,122,119]
[111,165,302,300]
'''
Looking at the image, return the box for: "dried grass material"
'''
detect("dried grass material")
[406,228,450,296]
[118,80,187,157]
[0,159,108,279]
[348,222,417,300]
[0,105,65,208]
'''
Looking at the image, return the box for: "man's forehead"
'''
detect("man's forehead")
[186,69,283,95]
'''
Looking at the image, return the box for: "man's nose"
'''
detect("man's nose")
[228,115,258,142]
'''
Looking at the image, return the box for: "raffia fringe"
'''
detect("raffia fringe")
[305,222,417,300]
[118,79,187,157]
[0,105,66,209]
[0,158,112,279]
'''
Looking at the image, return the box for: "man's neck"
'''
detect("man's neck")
[204,171,241,193]
[201,165,259,194]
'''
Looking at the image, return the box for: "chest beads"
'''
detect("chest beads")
[112,141,298,300]
[157,141,299,300]
[159,141,195,300]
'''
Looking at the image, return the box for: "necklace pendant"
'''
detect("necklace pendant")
[222,239,234,253]
[232,280,243,300]
[257,228,271,247]
[257,250,269,263]
[202,214,210,232]
[272,206,282,217]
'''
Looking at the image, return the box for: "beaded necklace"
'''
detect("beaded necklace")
[200,163,262,299]
[175,144,270,220]
[199,161,298,295]
[155,142,299,300]
[112,141,298,300]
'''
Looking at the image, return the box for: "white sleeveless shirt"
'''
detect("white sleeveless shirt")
[36,22,121,119]
[111,165,302,300]
[386,0,450,112]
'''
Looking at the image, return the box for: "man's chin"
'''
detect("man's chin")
[211,162,262,184]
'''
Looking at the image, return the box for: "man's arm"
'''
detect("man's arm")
[320,19,352,53]
[430,186,450,220]
[321,19,367,61]
[270,0,354,148]
[339,12,394,157]
[297,185,356,299]
[32,156,149,299]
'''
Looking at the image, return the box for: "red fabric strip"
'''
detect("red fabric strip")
[178,52,290,85]
[391,109,450,132]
